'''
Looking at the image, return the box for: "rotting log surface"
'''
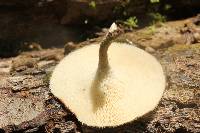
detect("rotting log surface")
[0,17,200,133]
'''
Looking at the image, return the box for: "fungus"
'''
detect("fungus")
[50,23,165,127]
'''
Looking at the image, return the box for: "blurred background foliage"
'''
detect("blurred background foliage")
[0,0,200,57]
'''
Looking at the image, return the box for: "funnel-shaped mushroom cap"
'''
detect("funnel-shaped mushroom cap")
[50,42,165,127]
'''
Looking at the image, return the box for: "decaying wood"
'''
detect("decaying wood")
[0,17,200,133]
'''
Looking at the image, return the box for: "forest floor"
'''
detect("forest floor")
[0,15,200,133]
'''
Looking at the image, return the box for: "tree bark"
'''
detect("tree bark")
[0,16,200,133]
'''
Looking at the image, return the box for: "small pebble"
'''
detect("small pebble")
[145,46,155,53]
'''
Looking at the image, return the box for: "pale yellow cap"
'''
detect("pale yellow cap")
[50,43,165,127]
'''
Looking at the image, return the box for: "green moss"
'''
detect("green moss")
[144,25,157,35]
[167,44,200,52]
[164,4,172,11]
[43,72,52,85]
[89,1,96,9]
[149,12,166,25]
[123,16,138,28]
[150,0,159,3]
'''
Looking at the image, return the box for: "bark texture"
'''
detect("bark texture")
[0,17,200,132]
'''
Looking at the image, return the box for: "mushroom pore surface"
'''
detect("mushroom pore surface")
[50,42,165,127]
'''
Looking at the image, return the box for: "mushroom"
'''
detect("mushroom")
[50,23,165,127]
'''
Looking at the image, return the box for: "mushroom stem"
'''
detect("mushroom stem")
[98,36,112,70]
[92,24,122,111]
[98,23,122,71]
